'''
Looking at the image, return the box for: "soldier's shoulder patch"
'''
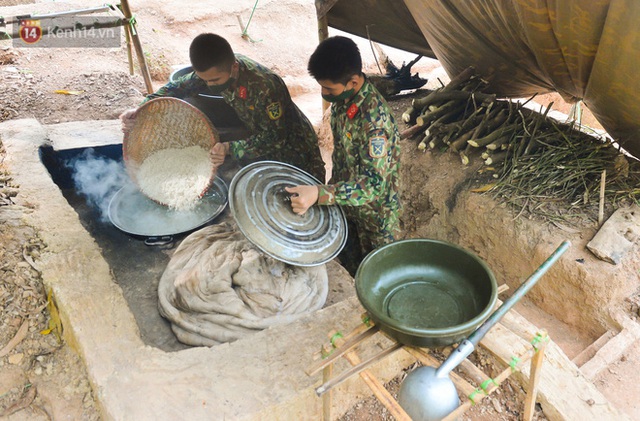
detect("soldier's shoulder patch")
[368,130,387,158]
[267,101,282,120]
[347,103,359,119]
[238,86,247,99]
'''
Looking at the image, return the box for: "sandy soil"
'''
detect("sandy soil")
[0,1,637,420]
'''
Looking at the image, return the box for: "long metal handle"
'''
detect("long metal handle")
[436,240,571,377]
[468,240,570,346]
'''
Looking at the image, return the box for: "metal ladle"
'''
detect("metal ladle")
[397,240,571,421]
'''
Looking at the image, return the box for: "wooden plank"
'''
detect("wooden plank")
[571,330,616,367]
[479,311,630,420]
[580,311,640,380]
[579,328,639,381]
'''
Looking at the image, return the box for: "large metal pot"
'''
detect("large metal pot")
[107,176,228,240]
[355,239,498,348]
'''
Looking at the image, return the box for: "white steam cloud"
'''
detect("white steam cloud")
[66,148,130,222]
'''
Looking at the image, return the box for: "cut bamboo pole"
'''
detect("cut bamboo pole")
[322,343,332,421]
[119,0,153,94]
[307,323,378,376]
[123,22,134,75]
[402,106,418,124]
[442,340,539,421]
[598,170,606,226]
[315,342,403,395]
[523,330,549,421]
[316,13,330,113]
[411,66,476,109]
[318,331,412,421]
[400,123,426,140]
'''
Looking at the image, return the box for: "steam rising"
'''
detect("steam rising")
[65,148,130,222]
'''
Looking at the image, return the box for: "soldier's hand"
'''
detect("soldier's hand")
[119,108,138,135]
[210,142,229,168]
[285,185,319,215]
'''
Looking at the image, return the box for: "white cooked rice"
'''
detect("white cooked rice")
[137,146,213,211]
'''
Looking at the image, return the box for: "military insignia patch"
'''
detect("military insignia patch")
[239,86,247,99]
[347,103,359,119]
[369,133,387,158]
[267,101,282,120]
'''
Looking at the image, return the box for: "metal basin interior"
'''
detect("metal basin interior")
[355,239,498,348]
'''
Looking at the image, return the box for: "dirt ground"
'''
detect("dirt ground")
[0,1,637,420]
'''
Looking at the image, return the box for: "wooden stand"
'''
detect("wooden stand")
[307,314,549,421]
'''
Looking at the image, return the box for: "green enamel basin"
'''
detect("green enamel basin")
[355,239,498,348]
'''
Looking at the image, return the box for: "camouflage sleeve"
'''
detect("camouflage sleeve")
[317,127,392,206]
[228,74,290,160]
[140,73,207,105]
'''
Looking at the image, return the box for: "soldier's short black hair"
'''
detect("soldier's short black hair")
[189,33,235,72]
[308,36,362,84]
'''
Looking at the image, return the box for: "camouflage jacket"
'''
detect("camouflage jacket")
[143,55,326,181]
[318,78,402,247]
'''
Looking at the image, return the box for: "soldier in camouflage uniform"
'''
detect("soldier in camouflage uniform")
[286,36,402,275]
[120,33,325,182]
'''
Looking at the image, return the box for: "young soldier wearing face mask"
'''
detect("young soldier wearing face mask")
[119,33,326,182]
[285,36,402,276]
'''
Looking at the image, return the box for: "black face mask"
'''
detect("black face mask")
[207,77,235,95]
[322,87,355,103]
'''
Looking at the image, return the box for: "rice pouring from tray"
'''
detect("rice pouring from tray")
[137,145,213,211]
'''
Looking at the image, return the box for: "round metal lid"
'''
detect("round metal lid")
[229,161,347,266]
[108,176,228,238]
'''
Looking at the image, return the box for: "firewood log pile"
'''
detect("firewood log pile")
[400,66,640,223]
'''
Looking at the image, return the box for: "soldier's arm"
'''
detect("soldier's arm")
[141,72,207,105]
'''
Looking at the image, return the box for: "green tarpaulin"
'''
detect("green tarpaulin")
[317,0,640,160]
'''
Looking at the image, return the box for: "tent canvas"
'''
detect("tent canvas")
[317,0,640,160]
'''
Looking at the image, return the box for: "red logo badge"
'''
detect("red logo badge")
[238,86,247,99]
[347,103,358,119]
[19,20,42,44]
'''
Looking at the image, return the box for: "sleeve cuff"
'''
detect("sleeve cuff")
[229,140,246,160]
[317,185,336,205]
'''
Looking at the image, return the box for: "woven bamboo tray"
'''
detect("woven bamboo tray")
[123,97,220,190]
